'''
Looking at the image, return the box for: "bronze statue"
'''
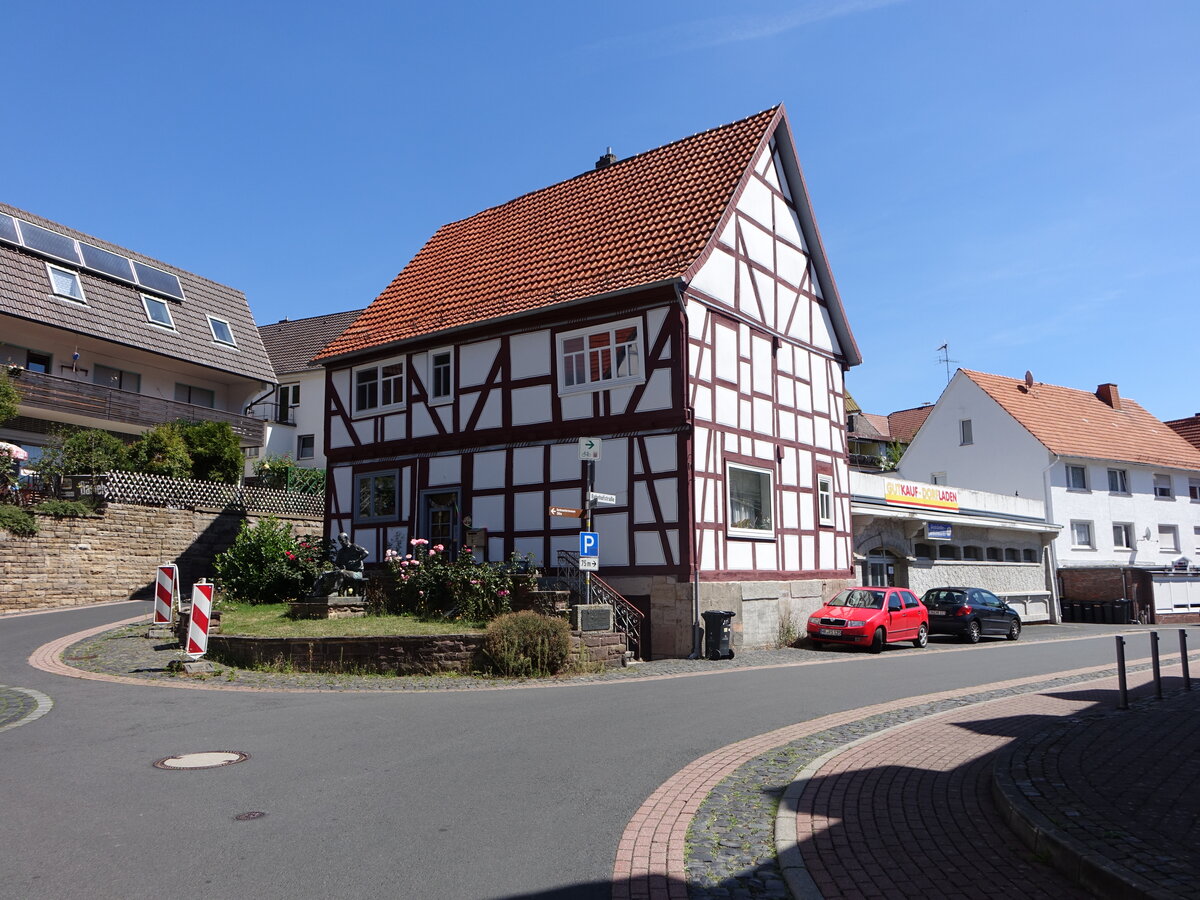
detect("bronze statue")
[310,532,369,598]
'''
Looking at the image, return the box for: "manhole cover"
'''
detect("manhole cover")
[234,811,267,821]
[153,751,249,770]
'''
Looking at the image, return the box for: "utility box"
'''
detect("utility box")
[571,604,613,632]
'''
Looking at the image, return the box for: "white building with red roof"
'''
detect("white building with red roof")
[900,369,1200,622]
[315,106,862,657]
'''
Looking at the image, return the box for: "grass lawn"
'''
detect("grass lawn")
[218,602,488,638]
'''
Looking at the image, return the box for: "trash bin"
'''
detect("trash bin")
[701,609,736,661]
[1113,598,1131,625]
[1098,601,1113,624]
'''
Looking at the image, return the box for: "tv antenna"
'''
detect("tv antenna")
[936,343,958,383]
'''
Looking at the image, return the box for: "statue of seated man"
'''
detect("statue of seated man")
[310,532,370,598]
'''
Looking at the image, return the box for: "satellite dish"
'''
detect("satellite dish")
[1024,371,1034,389]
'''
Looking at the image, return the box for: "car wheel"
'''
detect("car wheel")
[964,620,982,644]
[913,623,928,648]
[869,627,886,654]
[1007,620,1021,641]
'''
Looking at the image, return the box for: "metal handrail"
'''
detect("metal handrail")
[556,550,643,660]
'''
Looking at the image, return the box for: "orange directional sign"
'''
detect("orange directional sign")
[548,506,583,518]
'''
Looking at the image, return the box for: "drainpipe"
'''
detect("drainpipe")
[1040,453,1062,622]
[678,284,703,660]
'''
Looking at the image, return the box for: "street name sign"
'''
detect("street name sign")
[548,506,583,518]
[588,491,616,505]
[579,437,602,461]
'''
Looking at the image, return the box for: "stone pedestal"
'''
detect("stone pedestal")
[286,597,367,620]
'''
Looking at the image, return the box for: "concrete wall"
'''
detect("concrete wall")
[0,503,321,613]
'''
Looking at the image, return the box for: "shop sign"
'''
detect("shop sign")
[884,479,959,512]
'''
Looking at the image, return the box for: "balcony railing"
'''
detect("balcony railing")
[11,369,265,443]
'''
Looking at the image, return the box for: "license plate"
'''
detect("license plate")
[819,628,842,636]
[929,610,946,616]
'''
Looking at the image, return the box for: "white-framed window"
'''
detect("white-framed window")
[175,383,215,408]
[207,315,236,346]
[725,462,774,538]
[817,474,835,526]
[1107,468,1128,493]
[141,294,175,329]
[959,419,973,445]
[277,384,300,424]
[1158,524,1180,553]
[1070,520,1094,549]
[1113,522,1134,550]
[353,357,406,415]
[428,348,453,404]
[354,470,398,522]
[46,263,86,303]
[296,434,315,460]
[1189,478,1200,502]
[557,318,643,393]
[1066,465,1088,491]
[1154,473,1174,499]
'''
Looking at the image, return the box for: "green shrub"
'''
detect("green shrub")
[177,420,242,483]
[126,423,192,479]
[0,369,18,424]
[34,499,98,518]
[387,539,539,622]
[483,611,571,677]
[0,505,37,536]
[213,517,328,604]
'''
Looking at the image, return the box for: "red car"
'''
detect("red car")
[807,586,929,653]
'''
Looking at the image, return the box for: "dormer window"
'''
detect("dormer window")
[207,315,236,346]
[47,263,86,303]
[142,294,175,329]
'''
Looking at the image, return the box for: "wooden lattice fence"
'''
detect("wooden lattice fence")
[80,471,325,518]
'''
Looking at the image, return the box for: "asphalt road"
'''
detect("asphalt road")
[0,602,1158,900]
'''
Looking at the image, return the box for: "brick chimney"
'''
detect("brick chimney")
[1096,383,1121,409]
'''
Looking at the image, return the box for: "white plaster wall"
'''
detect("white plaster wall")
[459,339,499,387]
[508,330,550,379]
[899,374,1049,499]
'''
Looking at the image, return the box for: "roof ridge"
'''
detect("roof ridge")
[432,106,782,231]
[258,308,364,328]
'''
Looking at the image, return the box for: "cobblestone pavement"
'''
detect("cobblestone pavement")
[0,684,52,732]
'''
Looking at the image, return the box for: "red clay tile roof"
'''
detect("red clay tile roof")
[964,370,1200,470]
[1165,415,1200,452]
[259,309,364,376]
[887,404,934,445]
[857,413,891,440]
[317,108,782,361]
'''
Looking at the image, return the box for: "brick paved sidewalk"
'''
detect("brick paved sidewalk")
[787,668,1198,900]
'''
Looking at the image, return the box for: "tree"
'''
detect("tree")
[0,369,19,425]
[177,420,242,483]
[37,427,130,483]
[126,424,192,479]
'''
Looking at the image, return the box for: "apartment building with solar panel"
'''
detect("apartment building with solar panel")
[0,202,276,471]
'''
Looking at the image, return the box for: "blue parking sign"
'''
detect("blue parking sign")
[579,531,599,558]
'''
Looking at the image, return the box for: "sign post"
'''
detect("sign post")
[171,580,217,674]
[579,439,603,599]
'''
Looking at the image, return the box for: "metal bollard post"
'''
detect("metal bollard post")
[1115,636,1128,710]
[1181,630,1192,692]
[1151,631,1162,700]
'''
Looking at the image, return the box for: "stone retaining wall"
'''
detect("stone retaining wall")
[0,503,321,613]
[206,629,627,675]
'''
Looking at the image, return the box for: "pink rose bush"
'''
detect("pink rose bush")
[384,537,539,622]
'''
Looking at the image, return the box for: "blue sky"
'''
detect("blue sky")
[5,1,1198,420]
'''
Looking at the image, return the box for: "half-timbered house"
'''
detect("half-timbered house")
[315,106,861,657]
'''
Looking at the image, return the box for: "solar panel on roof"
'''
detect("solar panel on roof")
[0,214,18,244]
[18,220,81,264]
[132,261,184,300]
[80,243,134,281]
